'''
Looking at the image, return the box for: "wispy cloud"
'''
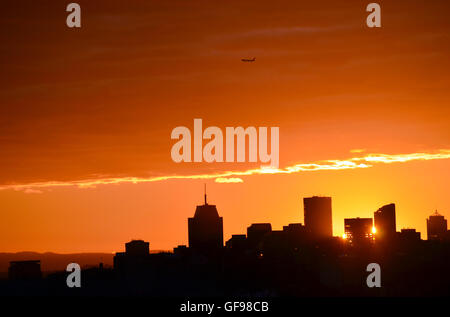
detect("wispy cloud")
[215,177,244,184]
[16,188,44,194]
[350,149,366,153]
[4,150,450,192]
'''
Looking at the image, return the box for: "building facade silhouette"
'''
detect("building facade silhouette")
[246,223,272,250]
[399,228,421,241]
[427,211,447,241]
[374,203,397,241]
[303,196,332,239]
[344,217,374,246]
[225,234,247,250]
[125,239,149,256]
[114,239,151,276]
[188,193,223,253]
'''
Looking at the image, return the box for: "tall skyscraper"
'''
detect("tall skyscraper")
[188,189,223,252]
[374,203,397,241]
[303,196,333,239]
[427,211,447,241]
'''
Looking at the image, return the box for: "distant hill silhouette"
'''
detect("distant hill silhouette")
[0,250,169,276]
[0,252,114,275]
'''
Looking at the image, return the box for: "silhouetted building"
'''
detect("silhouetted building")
[397,229,421,249]
[344,218,374,246]
[247,223,272,249]
[399,229,421,241]
[282,223,308,246]
[225,234,247,250]
[188,191,223,253]
[114,239,151,276]
[303,196,332,239]
[444,230,450,242]
[8,260,42,280]
[374,203,397,242]
[263,230,285,252]
[427,211,447,241]
[125,239,149,256]
[282,223,305,233]
[173,245,188,256]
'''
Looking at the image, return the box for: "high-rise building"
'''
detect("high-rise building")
[427,211,447,241]
[188,190,223,252]
[303,196,333,238]
[344,217,374,246]
[374,203,396,241]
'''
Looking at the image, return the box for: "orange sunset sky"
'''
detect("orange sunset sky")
[0,0,449,253]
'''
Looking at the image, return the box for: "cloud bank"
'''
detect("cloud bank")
[3,150,449,193]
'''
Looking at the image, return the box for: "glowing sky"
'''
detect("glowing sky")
[0,0,449,252]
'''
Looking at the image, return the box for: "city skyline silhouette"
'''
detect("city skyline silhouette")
[0,189,448,254]
[2,191,450,297]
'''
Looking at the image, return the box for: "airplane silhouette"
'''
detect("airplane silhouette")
[241,57,256,62]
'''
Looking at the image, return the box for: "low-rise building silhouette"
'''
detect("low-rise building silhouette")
[125,239,149,256]
[114,239,151,276]
[173,245,188,256]
[247,223,272,250]
[8,260,42,280]
[225,234,247,250]
[399,228,421,241]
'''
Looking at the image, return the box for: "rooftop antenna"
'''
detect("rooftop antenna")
[204,183,207,205]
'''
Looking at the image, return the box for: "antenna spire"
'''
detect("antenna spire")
[204,183,207,205]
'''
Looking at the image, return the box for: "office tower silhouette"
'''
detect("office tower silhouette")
[427,211,448,241]
[303,196,332,239]
[344,217,374,246]
[374,203,397,241]
[188,189,223,253]
[8,260,42,280]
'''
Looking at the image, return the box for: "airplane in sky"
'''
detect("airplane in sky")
[241,57,256,62]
